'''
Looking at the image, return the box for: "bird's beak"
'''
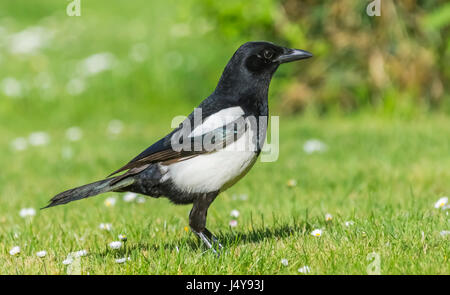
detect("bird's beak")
[274,48,313,64]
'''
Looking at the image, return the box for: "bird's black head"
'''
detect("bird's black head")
[214,41,312,97]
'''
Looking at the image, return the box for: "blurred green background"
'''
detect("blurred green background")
[0,0,449,274]
[0,0,449,122]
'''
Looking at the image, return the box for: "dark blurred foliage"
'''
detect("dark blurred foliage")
[197,0,450,115]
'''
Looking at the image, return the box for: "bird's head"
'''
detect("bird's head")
[239,41,313,75]
[215,41,312,96]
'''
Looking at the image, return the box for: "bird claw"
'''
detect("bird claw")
[192,228,223,257]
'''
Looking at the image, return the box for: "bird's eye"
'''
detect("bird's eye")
[263,49,273,60]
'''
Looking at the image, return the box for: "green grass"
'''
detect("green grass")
[1,113,449,274]
[0,0,449,275]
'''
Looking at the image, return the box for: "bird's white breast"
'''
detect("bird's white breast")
[160,107,259,194]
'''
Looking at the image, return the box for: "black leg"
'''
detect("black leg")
[189,192,222,255]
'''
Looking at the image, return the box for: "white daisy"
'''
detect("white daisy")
[66,78,85,95]
[325,213,333,221]
[79,52,115,76]
[298,265,311,274]
[129,43,148,63]
[115,257,131,264]
[118,234,127,241]
[287,179,297,187]
[123,192,137,202]
[36,250,47,257]
[19,207,36,218]
[303,139,327,154]
[62,257,73,265]
[8,26,51,54]
[65,127,83,141]
[434,197,448,209]
[136,196,146,203]
[107,120,124,136]
[281,259,288,266]
[99,223,112,231]
[229,220,238,227]
[28,132,50,146]
[230,209,240,218]
[61,146,74,159]
[9,246,20,256]
[104,197,117,207]
[1,77,22,98]
[73,249,88,257]
[10,137,28,151]
[311,229,322,237]
[239,194,248,201]
[345,221,355,227]
[109,241,123,249]
[440,230,450,236]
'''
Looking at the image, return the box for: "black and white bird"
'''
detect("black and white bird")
[44,41,312,252]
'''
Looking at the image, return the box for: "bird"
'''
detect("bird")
[43,41,312,253]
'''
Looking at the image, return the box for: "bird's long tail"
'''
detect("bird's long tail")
[42,177,135,209]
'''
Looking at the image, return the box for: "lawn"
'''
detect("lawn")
[1,112,449,274]
[0,0,449,275]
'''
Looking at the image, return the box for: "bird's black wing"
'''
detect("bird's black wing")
[108,112,246,179]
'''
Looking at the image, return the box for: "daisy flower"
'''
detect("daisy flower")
[109,241,123,250]
[298,266,311,274]
[345,221,355,227]
[118,234,127,242]
[1,77,22,98]
[9,246,20,256]
[303,139,327,154]
[230,209,240,218]
[107,119,123,136]
[229,220,238,227]
[79,52,115,76]
[115,257,131,264]
[73,250,88,257]
[434,197,448,209]
[123,192,137,202]
[136,196,146,203]
[440,230,450,237]
[104,197,117,207]
[65,127,83,141]
[287,179,297,187]
[36,250,47,258]
[10,137,27,151]
[325,213,333,221]
[19,208,36,218]
[281,259,288,266]
[28,131,50,146]
[66,78,85,96]
[99,223,112,231]
[311,229,322,237]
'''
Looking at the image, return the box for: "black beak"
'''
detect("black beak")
[274,48,313,64]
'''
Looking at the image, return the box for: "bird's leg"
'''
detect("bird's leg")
[204,227,223,249]
[189,192,222,254]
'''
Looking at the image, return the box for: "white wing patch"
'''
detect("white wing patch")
[189,106,244,137]
[163,124,258,193]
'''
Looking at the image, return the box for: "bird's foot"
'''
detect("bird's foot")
[192,228,223,256]
[204,227,223,250]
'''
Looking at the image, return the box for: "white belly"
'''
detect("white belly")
[163,127,258,193]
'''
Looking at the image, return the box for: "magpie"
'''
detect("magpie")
[44,41,312,252]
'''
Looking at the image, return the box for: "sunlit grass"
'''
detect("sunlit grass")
[0,0,449,275]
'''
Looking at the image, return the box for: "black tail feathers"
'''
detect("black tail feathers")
[42,177,134,209]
